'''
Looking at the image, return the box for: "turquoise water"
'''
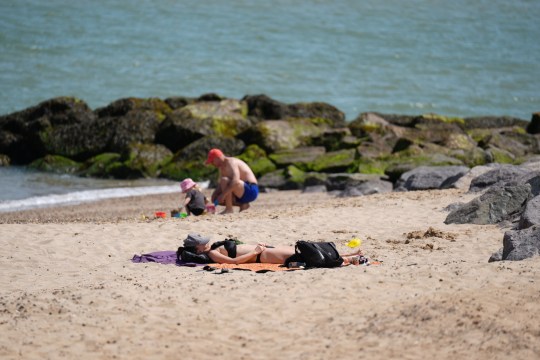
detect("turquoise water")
[1,0,540,207]
[1,0,539,121]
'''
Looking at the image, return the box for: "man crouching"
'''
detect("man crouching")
[205,148,259,214]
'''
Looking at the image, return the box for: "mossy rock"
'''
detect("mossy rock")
[486,146,516,164]
[469,127,540,158]
[95,97,172,120]
[286,102,346,128]
[242,95,345,127]
[413,122,476,151]
[384,153,464,183]
[269,147,326,170]
[416,113,465,127]
[122,143,173,178]
[80,153,122,178]
[466,128,492,145]
[448,147,489,168]
[310,128,360,151]
[0,154,10,166]
[357,137,395,159]
[326,173,384,191]
[159,159,217,182]
[181,99,249,135]
[303,172,329,187]
[348,113,392,138]
[237,144,267,160]
[462,116,529,130]
[238,118,325,153]
[29,155,81,174]
[285,165,307,188]
[356,158,387,175]
[0,96,104,164]
[156,100,252,152]
[310,149,357,172]
[258,169,288,190]
[237,145,276,178]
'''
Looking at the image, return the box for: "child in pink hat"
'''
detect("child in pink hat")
[180,178,209,216]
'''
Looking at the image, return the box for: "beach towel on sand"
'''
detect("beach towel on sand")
[131,250,203,267]
[132,251,379,272]
[131,251,299,272]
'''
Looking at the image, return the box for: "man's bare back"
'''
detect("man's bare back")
[219,157,257,184]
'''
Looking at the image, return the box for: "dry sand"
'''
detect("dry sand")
[1,188,539,359]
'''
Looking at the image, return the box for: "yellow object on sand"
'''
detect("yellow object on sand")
[346,238,362,248]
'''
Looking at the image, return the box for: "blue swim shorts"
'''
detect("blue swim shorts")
[236,182,259,204]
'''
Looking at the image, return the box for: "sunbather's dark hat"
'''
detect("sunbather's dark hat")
[184,233,210,247]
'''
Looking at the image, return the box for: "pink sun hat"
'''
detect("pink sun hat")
[180,178,197,193]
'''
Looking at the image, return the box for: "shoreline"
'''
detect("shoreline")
[1,188,539,359]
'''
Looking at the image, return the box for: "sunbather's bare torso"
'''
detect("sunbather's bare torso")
[212,244,294,264]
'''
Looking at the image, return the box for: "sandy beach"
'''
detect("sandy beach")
[1,188,539,359]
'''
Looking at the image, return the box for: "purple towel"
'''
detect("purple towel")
[131,250,202,267]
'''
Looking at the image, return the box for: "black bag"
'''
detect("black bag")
[177,247,211,264]
[285,241,343,268]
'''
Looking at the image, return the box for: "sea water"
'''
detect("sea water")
[0,167,182,212]
[1,0,539,207]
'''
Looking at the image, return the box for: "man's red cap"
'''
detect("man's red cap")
[205,148,224,165]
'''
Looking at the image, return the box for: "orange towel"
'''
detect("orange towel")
[209,263,298,272]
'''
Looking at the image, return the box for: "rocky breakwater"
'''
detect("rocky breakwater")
[444,162,540,262]
[1,94,539,199]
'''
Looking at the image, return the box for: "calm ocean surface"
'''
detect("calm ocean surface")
[1,0,539,208]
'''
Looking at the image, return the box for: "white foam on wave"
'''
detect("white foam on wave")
[0,184,186,213]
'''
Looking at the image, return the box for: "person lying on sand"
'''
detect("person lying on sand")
[181,233,363,265]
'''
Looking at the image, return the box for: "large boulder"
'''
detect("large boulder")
[120,143,173,178]
[349,113,410,157]
[526,112,540,134]
[79,143,173,179]
[310,149,357,172]
[95,97,172,154]
[519,196,540,229]
[164,96,196,110]
[338,178,393,197]
[238,119,325,153]
[326,173,383,191]
[80,153,122,178]
[445,184,531,225]
[286,102,346,128]
[155,99,251,153]
[269,147,326,170]
[451,164,501,190]
[468,165,532,192]
[413,120,477,151]
[242,94,346,128]
[384,155,464,184]
[462,116,529,130]
[473,129,539,159]
[311,128,360,151]
[497,225,540,261]
[242,94,289,120]
[0,97,102,163]
[29,155,81,174]
[394,165,469,191]
[258,169,288,191]
[507,172,540,197]
[236,144,277,178]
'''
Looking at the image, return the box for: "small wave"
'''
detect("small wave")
[0,185,185,213]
